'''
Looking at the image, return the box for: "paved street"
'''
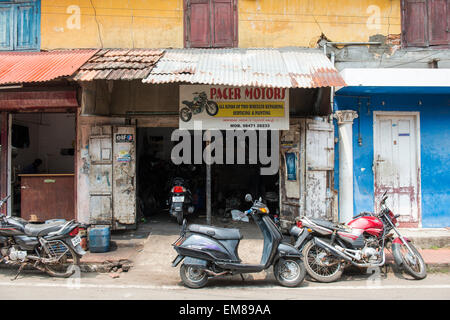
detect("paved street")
[0,267,449,300]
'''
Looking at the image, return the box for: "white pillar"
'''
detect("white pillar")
[334,110,358,223]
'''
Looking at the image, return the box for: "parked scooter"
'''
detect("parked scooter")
[168,177,195,225]
[289,191,427,282]
[172,194,306,288]
[0,195,85,279]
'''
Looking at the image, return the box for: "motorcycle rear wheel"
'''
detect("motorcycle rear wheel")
[177,212,184,225]
[180,107,192,122]
[180,264,208,289]
[302,240,344,283]
[44,245,80,278]
[393,242,427,280]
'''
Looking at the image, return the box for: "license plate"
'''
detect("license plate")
[173,196,184,202]
[71,235,81,247]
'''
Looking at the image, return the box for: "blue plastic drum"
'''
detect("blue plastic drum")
[89,226,111,253]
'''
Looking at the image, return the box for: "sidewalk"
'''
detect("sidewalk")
[78,214,450,277]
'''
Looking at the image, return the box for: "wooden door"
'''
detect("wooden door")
[112,126,136,229]
[374,113,421,227]
[305,119,334,220]
[88,125,113,225]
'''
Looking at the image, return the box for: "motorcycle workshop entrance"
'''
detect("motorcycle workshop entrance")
[135,124,280,224]
[133,84,336,230]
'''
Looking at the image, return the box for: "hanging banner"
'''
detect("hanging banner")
[179,85,289,130]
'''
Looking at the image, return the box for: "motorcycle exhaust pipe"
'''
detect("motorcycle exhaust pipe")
[204,269,230,277]
[314,237,354,263]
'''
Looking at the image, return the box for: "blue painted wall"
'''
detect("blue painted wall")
[334,88,450,228]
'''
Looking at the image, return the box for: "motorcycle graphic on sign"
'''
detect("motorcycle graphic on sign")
[179,91,219,122]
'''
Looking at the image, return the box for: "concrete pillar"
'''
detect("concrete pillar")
[334,110,358,223]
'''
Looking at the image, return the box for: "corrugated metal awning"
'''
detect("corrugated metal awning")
[143,48,345,88]
[0,49,98,85]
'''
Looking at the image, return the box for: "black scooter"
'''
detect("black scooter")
[172,194,306,288]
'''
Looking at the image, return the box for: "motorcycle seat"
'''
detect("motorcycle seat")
[188,224,243,240]
[24,221,66,237]
[182,100,194,107]
[310,218,342,231]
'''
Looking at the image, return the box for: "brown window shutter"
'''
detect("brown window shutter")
[428,0,449,45]
[185,0,211,48]
[402,0,428,47]
[211,0,237,48]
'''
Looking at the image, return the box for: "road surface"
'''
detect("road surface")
[0,267,448,300]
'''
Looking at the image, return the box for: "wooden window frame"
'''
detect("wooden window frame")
[0,0,41,51]
[183,0,238,48]
[401,0,449,48]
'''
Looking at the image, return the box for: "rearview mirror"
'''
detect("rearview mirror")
[245,194,253,202]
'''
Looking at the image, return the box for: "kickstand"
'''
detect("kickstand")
[11,263,26,281]
[240,274,245,281]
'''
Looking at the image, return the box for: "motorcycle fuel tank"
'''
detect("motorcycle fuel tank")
[347,216,383,236]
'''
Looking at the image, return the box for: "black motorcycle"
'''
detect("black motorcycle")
[180,91,219,122]
[0,196,85,279]
[168,177,195,225]
[172,194,306,288]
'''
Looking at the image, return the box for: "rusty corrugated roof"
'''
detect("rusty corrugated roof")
[73,49,164,81]
[0,49,98,85]
[143,48,346,88]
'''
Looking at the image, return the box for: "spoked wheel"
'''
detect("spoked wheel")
[302,240,344,283]
[393,242,427,279]
[205,101,218,116]
[180,107,192,122]
[43,241,80,278]
[274,258,306,287]
[180,264,208,288]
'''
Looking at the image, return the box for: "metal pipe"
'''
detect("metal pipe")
[326,42,382,45]
[0,85,23,90]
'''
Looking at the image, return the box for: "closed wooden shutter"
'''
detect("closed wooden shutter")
[185,0,237,48]
[185,0,211,48]
[0,5,14,50]
[15,2,39,50]
[212,0,236,47]
[402,0,428,47]
[428,0,449,45]
[0,1,39,51]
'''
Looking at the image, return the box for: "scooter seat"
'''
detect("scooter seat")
[188,224,242,240]
[24,221,65,237]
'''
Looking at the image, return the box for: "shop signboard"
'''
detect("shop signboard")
[179,85,289,130]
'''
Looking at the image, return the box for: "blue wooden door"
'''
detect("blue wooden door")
[0,0,39,51]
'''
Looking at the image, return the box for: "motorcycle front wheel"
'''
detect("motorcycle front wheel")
[302,240,344,283]
[392,241,427,279]
[180,107,192,122]
[180,264,209,289]
[273,258,306,287]
[43,244,80,278]
[205,101,218,116]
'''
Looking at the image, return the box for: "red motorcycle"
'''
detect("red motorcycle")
[290,192,427,282]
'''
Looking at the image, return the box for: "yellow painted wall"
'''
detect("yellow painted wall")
[41,0,400,49]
